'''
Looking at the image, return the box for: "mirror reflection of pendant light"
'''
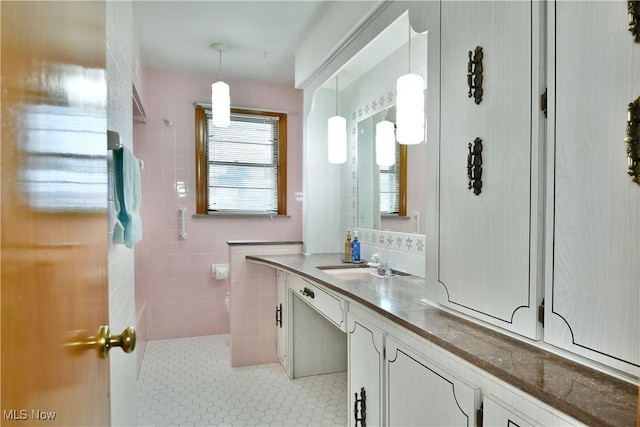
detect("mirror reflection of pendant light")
[211,43,230,128]
[376,118,395,167]
[395,22,424,145]
[328,75,347,164]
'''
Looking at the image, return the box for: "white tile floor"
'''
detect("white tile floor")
[137,335,348,426]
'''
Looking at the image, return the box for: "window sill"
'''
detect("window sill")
[193,213,291,219]
[381,214,410,220]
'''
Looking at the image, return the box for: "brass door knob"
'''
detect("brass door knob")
[68,325,136,358]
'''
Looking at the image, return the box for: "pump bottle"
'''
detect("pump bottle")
[344,231,352,261]
[351,231,361,262]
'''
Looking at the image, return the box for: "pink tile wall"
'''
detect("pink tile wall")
[229,244,303,367]
[134,69,303,341]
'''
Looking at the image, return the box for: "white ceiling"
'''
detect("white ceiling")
[133,1,334,86]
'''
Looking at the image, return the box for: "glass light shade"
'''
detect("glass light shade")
[211,81,230,127]
[376,120,396,167]
[327,115,347,164]
[396,73,425,145]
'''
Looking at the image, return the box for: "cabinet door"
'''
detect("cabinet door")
[437,1,542,339]
[546,1,640,376]
[276,270,288,374]
[348,314,384,427]
[483,395,537,427]
[385,337,480,426]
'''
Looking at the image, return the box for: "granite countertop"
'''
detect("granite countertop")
[246,252,638,427]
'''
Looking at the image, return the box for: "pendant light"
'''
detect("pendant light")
[395,23,424,145]
[376,113,396,167]
[211,43,230,128]
[327,75,347,164]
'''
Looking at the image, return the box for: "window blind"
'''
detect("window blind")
[379,147,400,214]
[205,111,279,213]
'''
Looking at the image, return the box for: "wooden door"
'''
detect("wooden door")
[545,0,640,377]
[437,1,542,339]
[347,314,384,427]
[1,2,111,425]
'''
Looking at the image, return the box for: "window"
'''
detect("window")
[380,144,407,216]
[196,105,287,215]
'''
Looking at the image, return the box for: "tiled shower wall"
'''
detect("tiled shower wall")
[106,1,137,425]
[133,69,303,341]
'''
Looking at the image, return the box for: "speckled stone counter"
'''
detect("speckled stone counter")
[246,253,638,427]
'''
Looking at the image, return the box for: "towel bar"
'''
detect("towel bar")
[107,130,122,150]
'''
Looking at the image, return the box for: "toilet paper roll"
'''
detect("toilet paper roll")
[214,265,229,280]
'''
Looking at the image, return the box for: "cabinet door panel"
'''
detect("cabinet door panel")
[276,270,288,374]
[386,337,480,426]
[438,1,539,338]
[546,0,640,376]
[483,395,536,427]
[348,315,384,427]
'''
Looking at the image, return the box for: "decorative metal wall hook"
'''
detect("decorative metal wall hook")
[467,46,484,104]
[629,1,640,43]
[625,96,640,185]
[467,137,484,195]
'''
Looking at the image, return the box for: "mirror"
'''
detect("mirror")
[357,107,407,230]
[347,21,427,233]
[313,12,428,234]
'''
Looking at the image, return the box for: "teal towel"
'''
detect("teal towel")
[113,146,143,248]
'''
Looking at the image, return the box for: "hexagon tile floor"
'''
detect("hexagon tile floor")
[137,334,348,426]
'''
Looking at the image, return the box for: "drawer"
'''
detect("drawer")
[288,274,347,331]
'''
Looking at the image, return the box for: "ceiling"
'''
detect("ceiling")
[133,1,334,87]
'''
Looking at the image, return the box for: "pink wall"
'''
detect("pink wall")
[134,68,304,341]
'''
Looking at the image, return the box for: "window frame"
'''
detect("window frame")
[195,105,287,215]
[379,144,407,216]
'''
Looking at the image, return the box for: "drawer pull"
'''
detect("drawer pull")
[301,287,315,299]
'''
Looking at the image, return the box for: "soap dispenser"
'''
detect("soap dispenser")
[344,231,352,261]
[351,231,361,262]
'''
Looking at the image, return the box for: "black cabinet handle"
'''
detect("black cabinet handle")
[467,46,484,104]
[301,287,315,299]
[275,303,282,328]
[354,387,366,426]
[467,137,483,195]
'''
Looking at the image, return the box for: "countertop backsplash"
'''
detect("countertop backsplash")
[350,227,425,278]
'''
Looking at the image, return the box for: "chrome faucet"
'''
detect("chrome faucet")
[367,253,393,277]
[377,262,393,277]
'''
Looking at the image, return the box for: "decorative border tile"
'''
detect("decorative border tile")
[355,227,425,256]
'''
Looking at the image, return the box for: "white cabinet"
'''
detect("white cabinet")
[288,274,347,331]
[545,0,640,377]
[286,273,348,379]
[348,311,482,427]
[347,313,385,427]
[435,0,543,339]
[483,395,537,427]
[385,336,481,426]
[275,269,289,375]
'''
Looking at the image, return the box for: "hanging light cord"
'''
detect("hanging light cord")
[335,75,339,115]
[218,50,223,78]
[407,20,412,73]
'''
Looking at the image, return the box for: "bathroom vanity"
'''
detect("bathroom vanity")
[249,253,637,427]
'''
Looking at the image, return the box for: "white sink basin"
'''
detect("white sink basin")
[321,267,381,280]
